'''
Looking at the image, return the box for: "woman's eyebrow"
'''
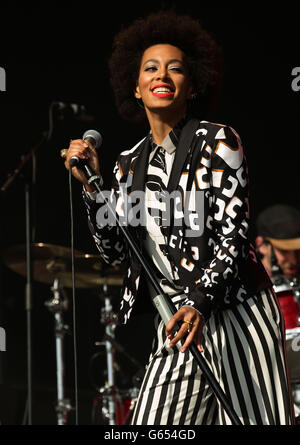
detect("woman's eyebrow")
[167,59,184,65]
[142,58,184,66]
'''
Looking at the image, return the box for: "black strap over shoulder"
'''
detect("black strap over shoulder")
[167,118,201,194]
[164,118,206,240]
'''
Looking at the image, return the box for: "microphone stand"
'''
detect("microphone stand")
[74,161,242,426]
[1,133,49,425]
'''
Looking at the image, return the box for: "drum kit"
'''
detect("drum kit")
[2,242,139,425]
[3,241,300,423]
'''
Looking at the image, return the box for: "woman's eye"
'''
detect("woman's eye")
[144,66,183,73]
[170,66,183,73]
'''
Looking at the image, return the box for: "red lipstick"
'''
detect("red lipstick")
[151,83,174,98]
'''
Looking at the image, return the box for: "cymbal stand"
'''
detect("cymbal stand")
[45,278,73,425]
[97,284,118,425]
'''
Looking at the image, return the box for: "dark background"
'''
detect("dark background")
[0,3,299,425]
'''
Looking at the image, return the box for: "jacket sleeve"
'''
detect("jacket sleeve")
[82,159,128,266]
[180,125,256,320]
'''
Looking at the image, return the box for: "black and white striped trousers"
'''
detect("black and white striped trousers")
[131,289,294,425]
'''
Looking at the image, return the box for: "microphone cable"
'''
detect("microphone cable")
[64,129,102,425]
[68,167,79,425]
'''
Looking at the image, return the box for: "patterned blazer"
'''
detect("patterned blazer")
[83,117,271,325]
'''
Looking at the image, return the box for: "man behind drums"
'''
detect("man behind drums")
[255,204,300,281]
[255,204,300,417]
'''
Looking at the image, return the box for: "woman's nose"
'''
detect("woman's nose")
[155,66,168,80]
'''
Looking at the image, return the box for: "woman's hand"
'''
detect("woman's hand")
[64,139,101,192]
[165,306,205,353]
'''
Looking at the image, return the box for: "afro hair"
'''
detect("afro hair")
[108,10,223,123]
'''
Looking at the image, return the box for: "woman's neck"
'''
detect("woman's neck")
[146,108,186,145]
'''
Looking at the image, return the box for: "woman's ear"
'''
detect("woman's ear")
[134,84,141,99]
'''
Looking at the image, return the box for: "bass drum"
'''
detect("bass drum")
[273,280,300,383]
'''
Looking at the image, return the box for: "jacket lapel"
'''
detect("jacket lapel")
[130,135,151,193]
[128,135,151,242]
[167,118,200,193]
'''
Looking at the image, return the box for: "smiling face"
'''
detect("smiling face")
[135,44,193,121]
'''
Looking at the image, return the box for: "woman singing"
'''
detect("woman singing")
[64,10,293,425]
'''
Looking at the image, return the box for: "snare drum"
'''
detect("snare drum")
[273,280,300,382]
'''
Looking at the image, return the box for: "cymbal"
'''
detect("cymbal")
[49,256,124,288]
[2,243,124,288]
[3,242,84,261]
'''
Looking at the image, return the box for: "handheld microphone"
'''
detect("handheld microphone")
[69,129,103,168]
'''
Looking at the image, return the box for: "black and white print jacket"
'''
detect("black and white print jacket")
[83,117,272,325]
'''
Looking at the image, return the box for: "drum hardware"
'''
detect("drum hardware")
[93,386,120,424]
[124,388,139,424]
[45,278,74,425]
[91,284,142,425]
[289,277,300,302]
[92,387,139,426]
[93,284,119,425]
[3,242,128,423]
[289,278,300,325]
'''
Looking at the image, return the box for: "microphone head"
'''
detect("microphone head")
[82,129,103,150]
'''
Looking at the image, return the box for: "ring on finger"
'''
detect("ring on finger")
[60,148,68,159]
[184,320,193,332]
